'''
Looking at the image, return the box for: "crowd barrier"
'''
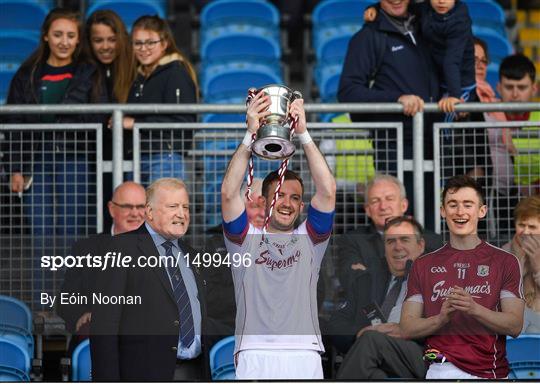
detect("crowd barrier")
[0,102,539,312]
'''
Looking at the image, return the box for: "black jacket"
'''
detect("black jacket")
[90,225,212,381]
[58,232,110,334]
[125,54,197,155]
[418,0,475,98]
[4,60,97,173]
[336,224,443,296]
[338,9,439,152]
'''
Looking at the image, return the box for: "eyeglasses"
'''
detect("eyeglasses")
[133,39,162,50]
[475,57,488,66]
[111,201,146,211]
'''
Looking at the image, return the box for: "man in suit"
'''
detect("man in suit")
[58,181,146,339]
[90,178,209,381]
[337,174,442,296]
[329,216,427,378]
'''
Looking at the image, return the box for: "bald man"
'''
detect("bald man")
[58,181,146,340]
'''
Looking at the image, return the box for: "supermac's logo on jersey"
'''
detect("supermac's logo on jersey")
[430,266,447,273]
[477,265,490,277]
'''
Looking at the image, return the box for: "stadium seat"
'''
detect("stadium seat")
[202,62,282,102]
[0,30,40,66]
[201,29,281,65]
[311,0,365,63]
[71,339,91,381]
[464,0,506,36]
[200,0,279,30]
[0,337,30,382]
[312,0,370,30]
[473,26,513,64]
[315,63,342,102]
[0,295,34,357]
[506,334,540,379]
[86,0,166,30]
[210,336,235,380]
[0,0,48,31]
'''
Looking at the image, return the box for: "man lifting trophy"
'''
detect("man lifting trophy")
[221,85,336,379]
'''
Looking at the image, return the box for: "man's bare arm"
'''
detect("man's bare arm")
[400,299,454,340]
[289,100,336,212]
[448,287,524,338]
[221,92,271,222]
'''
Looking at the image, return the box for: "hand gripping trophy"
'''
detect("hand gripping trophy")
[244,84,303,228]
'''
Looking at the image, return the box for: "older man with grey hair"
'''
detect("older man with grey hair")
[336,174,442,295]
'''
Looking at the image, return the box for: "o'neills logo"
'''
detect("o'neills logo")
[255,249,301,271]
[431,280,491,301]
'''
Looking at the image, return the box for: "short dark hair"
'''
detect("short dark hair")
[499,54,536,82]
[262,170,304,200]
[442,175,485,205]
[383,215,424,242]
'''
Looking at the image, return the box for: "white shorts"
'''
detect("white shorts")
[235,349,323,380]
[426,362,483,379]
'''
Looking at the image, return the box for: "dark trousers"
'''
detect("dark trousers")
[337,330,426,379]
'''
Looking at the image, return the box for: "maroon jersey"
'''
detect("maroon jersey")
[406,241,523,378]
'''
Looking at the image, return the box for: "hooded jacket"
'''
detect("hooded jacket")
[125,53,197,155]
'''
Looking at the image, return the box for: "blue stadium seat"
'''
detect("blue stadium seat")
[202,62,282,102]
[71,339,91,381]
[200,0,279,30]
[0,295,34,357]
[0,337,30,382]
[311,1,365,63]
[0,30,40,65]
[86,0,166,30]
[201,29,281,65]
[315,63,342,102]
[464,0,506,37]
[506,334,540,379]
[312,0,370,30]
[315,28,358,65]
[0,0,48,31]
[210,336,235,380]
[473,26,513,64]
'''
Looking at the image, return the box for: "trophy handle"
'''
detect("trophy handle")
[292,90,303,101]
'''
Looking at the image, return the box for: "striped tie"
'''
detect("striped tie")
[162,241,195,348]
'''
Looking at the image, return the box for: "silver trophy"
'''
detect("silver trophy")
[250,84,303,160]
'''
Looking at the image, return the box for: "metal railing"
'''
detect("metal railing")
[1,101,539,312]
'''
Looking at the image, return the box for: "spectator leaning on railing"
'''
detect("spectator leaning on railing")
[121,15,198,185]
[503,195,540,333]
[6,7,96,237]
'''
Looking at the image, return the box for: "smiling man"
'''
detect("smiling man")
[330,216,428,379]
[91,178,210,381]
[400,175,524,379]
[221,92,336,379]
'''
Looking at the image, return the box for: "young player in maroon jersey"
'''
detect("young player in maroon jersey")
[400,175,524,379]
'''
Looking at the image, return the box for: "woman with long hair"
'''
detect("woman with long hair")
[5,8,96,307]
[124,15,198,185]
[84,9,135,104]
[84,10,137,228]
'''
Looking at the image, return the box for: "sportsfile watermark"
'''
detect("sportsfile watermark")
[41,251,252,271]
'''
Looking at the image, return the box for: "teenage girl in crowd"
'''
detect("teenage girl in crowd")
[123,15,198,185]
[7,8,95,237]
[84,10,136,227]
[6,8,95,307]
